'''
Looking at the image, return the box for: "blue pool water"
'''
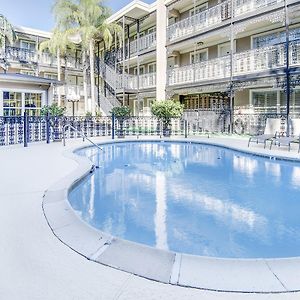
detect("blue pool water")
[69,141,300,258]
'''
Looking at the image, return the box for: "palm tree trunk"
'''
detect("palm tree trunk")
[89,40,96,115]
[82,49,88,112]
[57,48,61,107]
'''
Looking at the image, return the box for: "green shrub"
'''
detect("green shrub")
[41,103,66,117]
[151,100,183,127]
[111,106,131,118]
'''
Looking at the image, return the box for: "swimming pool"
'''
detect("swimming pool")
[69,141,300,259]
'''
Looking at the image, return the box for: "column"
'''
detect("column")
[156,0,167,101]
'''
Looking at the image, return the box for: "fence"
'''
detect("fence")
[0,111,296,147]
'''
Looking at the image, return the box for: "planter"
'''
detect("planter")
[163,127,171,137]
[116,129,125,138]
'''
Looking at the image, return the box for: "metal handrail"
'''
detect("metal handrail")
[62,124,103,151]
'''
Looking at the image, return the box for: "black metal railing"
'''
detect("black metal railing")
[1,110,298,147]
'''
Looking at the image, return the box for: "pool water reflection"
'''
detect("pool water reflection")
[69,142,300,258]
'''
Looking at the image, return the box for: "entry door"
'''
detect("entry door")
[219,42,231,57]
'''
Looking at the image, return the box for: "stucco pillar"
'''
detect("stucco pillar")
[156,0,167,101]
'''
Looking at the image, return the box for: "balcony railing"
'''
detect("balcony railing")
[167,0,283,42]
[168,43,298,86]
[139,72,156,89]
[233,44,286,75]
[129,32,156,56]
[233,0,282,17]
[3,47,82,69]
[168,56,231,85]
[5,46,37,63]
[167,1,231,42]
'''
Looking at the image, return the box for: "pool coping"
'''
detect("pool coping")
[42,137,300,294]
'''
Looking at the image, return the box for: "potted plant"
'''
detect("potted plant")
[151,100,183,137]
[111,106,131,138]
[41,103,66,141]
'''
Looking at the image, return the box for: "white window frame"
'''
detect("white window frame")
[249,88,280,110]
[147,27,156,34]
[189,3,208,17]
[148,62,156,73]
[44,73,58,80]
[20,40,36,51]
[190,48,208,64]
[134,66,145,75]
[0,88,46,116]
[251,29,286,49]
[20,70,35,76]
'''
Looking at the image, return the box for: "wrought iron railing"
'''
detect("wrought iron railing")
[2,111,297,147]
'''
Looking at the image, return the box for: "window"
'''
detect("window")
[20,70,35,76]
[134,66,145,75]
[44,73,58,80]
[148,63,156,73]
[189,3,208,17]
[190,49,208,64]
[148,27,156,34]
[251,91,278,111]
[20,40,36,51]
[2,91,43,116]
[252,28,300,49]
[3,92,22,116]
[25,93,42,116]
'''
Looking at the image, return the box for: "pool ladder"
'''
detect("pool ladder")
[62,124,103,151]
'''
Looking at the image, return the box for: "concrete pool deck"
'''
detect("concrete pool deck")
[1,136,300,299]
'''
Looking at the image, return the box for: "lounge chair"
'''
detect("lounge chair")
[270,119,300,152]
[248,118,283,148]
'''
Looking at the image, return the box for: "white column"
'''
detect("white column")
[156,0,167,101]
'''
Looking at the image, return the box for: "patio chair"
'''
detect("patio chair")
[248,118,282,148]
[270,119,300,152]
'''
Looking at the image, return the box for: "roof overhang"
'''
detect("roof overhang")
[107,0,157,23]
[0,73,63,86]
[14,26,52,39]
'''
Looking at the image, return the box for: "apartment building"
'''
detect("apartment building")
[1,0,300,117]
[0,22,87,116]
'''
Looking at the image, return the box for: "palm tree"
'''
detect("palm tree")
[0,14,17,72]
[39,29,75,106]
[52,0,122,114]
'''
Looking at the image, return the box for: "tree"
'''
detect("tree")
[0,15,17,72]
[52,0,122,115]
[39,29,75,106]
[151,100,184,136]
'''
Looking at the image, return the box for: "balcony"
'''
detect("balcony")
[233,0,282,17]
[167,0,283,42]
[129,31,156,56]
[233,44,286,75]
[3,47,82,70]
[115,73,156,90]
[168,56,231,85]
[5,46,37,64]
[168,43,298,86]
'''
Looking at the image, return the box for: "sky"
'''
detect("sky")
[0,0,154,32]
